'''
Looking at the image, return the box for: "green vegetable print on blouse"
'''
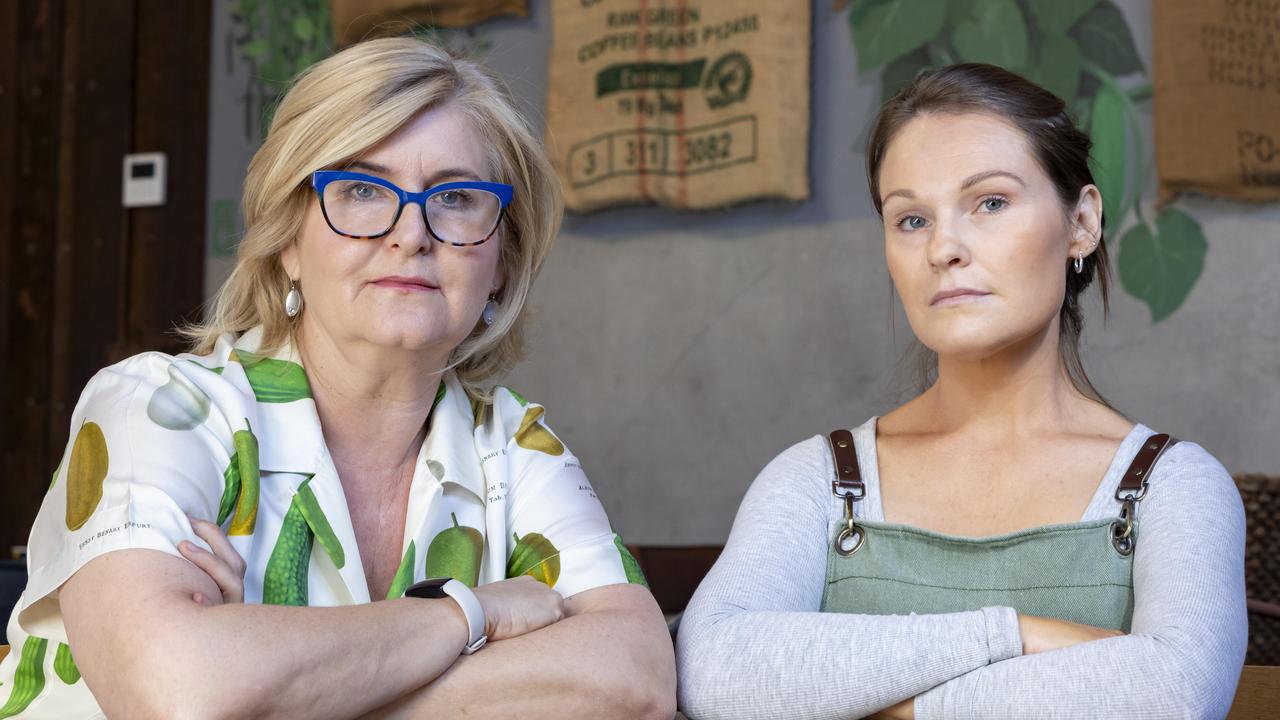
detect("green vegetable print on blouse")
[514,407,564,456]
[386,541,416,600]
[231,350,312,404]
[146,363,212,431]
[424,513,483,587]
[0,636,47,718]
[263,478,345,605]
[507,531,561,588]
[227,424,260,536]
[614,535,648,587]
[53,643,80,685]
[65,422,108,531]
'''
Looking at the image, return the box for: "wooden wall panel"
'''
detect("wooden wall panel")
[51,0,137,454]
[129,0,210,357]
[1,0,64,555]
[0,0,209,553]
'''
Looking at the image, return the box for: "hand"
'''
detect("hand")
[868,698,914,719]
[1017,614,1123,655]
[471,575,565,641]
[179,516,247,606]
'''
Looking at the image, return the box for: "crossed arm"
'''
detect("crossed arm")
[676,439,1247,720]
[59,542,675,720]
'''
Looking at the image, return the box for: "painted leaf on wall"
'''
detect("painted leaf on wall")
[849,0,948,71]
[1088,85,1128,230]
[1025,0,1097,36]
[881,47,932,100]
[1071,0,1144,76]
[951,0,1030,71]
[1118,210,1207,323]
[1031,34,1082,102]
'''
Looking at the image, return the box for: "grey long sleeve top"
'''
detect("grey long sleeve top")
[676,419,1247,720]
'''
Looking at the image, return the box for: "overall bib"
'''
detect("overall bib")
[818,429,1178,632]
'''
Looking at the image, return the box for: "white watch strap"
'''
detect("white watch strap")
[442,579,487,654]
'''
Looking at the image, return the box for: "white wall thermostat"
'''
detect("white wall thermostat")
[122,152,167,208]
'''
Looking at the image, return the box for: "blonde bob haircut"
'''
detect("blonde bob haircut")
[187,37,563,398]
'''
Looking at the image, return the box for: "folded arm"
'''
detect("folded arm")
[60,548,471,720]
[676,438,1024,720]
[367,582,676,720]
[911,444,1248,720]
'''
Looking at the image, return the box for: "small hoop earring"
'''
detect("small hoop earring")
[285,280,303,318]
[1073,253,1085,274]
[482,296,498,326]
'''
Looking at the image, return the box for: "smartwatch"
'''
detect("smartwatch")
[405,578,488,654]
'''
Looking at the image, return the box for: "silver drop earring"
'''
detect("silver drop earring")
[285,280,303,318]
[482,296,498,326]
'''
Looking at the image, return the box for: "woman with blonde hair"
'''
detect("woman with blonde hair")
[0,38,674,719]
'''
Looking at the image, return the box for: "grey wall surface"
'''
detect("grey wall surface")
[206,1,1280,546]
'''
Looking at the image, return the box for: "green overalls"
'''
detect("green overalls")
[819,429,1178,631]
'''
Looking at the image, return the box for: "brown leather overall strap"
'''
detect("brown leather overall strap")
[828,429,866,555]
[1116,433,1180,501]
[1111,432,1179,555]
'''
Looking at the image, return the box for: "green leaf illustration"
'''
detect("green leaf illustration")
[1088,84,1128,230]
[1031,33,1082,102]
[1026,0,1097,36]
[1071,0,1144,76]
[951,0,1029,70]
[849,0,948,71]
[881,46,932,101]
[1118,210,1207,323]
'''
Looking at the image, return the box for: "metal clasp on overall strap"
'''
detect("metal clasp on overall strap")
[1111,433,1176,556]
[829,430,866,556]
[1111,495,1138,556]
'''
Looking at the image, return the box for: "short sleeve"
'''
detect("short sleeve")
[495,388,643,599]
[17,353,237,640]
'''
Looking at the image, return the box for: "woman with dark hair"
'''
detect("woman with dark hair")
[676,64,1246,720]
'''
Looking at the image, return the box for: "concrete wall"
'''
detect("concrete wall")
[206,0,1280,546]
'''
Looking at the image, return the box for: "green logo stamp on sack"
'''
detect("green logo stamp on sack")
[596,60,707,97]
[593,52,753,110]
[703,52,752,109]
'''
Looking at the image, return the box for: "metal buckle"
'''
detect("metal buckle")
[1111,497,1136,556]
[835,516,865,556]
[832,478,866,500]
[833,491,866,556]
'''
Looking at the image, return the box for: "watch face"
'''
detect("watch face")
[405,578,451,599]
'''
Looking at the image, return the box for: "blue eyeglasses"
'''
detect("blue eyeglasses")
[311,170,514,247]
